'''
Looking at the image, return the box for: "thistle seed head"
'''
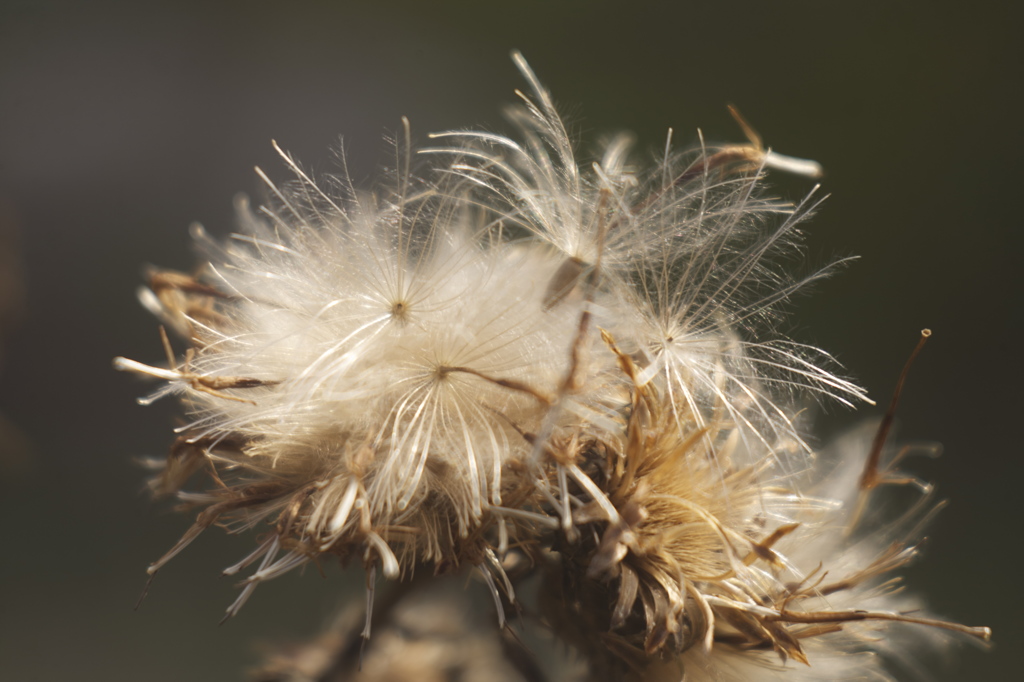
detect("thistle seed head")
[117,52,989,679]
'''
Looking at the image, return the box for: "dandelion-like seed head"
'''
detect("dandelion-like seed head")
[117,52,989,679]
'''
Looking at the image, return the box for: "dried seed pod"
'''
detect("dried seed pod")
[117,52,989,681]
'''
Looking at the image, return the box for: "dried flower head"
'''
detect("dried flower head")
[117,51,989,678]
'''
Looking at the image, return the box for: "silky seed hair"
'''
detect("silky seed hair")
[427,55,868,460]
[117,52,989,679]
[119,121,587,592]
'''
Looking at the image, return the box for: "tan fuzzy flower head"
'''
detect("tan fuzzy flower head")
[116,52,989,678]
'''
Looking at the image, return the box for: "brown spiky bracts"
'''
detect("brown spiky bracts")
[539,334,989,681]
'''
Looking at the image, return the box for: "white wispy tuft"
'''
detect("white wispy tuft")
[427,51,869,460]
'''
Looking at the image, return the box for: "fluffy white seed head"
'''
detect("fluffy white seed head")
[430,54,869,465]
[116,53,988,678]
[171,156,599,537]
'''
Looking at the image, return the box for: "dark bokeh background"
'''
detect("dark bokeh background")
[1,1,1020,679]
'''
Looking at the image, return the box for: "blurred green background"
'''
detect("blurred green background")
[1,1,1020,679]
